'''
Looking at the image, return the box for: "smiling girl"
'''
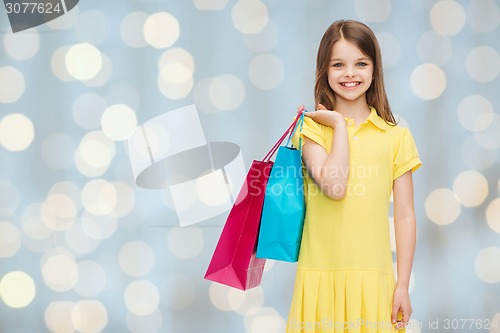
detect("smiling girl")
[287,20,422,332]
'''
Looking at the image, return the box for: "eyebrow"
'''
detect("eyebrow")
[330,57,370,62]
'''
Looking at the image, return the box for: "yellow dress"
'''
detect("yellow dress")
[287,107,422,333]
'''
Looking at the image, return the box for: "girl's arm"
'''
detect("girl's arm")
[301,105,349,200]
[391,170,417,328]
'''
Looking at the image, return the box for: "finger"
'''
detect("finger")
[402,307,412,324]
[391,305,399,325]
[297,104,305,113]
[317,103,327,110]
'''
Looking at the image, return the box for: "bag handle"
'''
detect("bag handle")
[262,107,306,162]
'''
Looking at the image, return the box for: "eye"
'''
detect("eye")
[357,62,368,67]
[332,63,343,68]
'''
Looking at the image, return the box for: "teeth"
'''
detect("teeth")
[343,82,358,87]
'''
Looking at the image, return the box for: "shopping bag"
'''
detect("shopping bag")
[256,112,306,262]
[204,111,304,290]
[204,159,272,290]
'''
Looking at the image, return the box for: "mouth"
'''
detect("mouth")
[340,82,361,88]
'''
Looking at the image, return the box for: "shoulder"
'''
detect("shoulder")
[384,122,413,139]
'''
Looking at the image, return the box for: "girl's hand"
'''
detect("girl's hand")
[302,104,345,129]
[391,286,412,330]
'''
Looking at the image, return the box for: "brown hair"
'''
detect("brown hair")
[314,19,396,125]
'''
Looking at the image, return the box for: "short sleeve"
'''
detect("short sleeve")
[290,116,326,150]
[393,127,422,179]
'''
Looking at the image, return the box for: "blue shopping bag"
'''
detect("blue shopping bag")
[256,111,306,262]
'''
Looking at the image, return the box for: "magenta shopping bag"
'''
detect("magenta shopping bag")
[204,160,272,290]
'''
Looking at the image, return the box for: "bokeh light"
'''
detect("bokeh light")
[474,247,500,283]
[491,313,500,333]
[410,63,446,100]
[0,67,25,103]
[231,0,269,34]
[120,12,149,48]
[82,53,113,87]
[228,286,264,315]
[124,280,160,316]
[110,181,135,217]
[466,0,500,33]
[416,31,452,65]
[143,12,180,49]
[425,188,461,225]
[355,0,391,22]
[21,203,54,241]
[45,301,75,333]
[476,115,500,149]
[158,47,194,72]
[65,43,103,81]
[81,179,117,216]
[0,113,34,152]
[457,95,494,132]
[101,104,138,141]
[72,300,109,333]
[208,74,246,111]
[157,75,193,100]
[452,171,489,207]
[0,271,36,308]
[119,241,156,277]
[41,253,79,292]
[157,48,195,100]
[244,307,285,333]
[430,0,466,36]
[75,131,116,177]
[466,46,500,83]
[486,198,500,234]
[51,46,74,81]
[248,54,284,90]
[209,282,233,312]
[3,28,40,60]
[194,78,222,114]
[73,261,106,297]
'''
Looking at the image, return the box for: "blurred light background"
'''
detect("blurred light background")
[0,0,499,332]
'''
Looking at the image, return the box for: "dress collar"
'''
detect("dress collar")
[366,106,388,131]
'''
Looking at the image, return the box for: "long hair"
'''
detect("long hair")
[314,20,396,125]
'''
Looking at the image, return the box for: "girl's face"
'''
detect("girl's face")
[327,39,374,105]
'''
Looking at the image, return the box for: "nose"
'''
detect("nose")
[344,66,356,78]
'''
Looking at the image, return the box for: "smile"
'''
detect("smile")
[340,82,361,87]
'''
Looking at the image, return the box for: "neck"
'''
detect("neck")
[334,98,371,123]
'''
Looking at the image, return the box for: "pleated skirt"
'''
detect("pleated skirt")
[286,269,405,333]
